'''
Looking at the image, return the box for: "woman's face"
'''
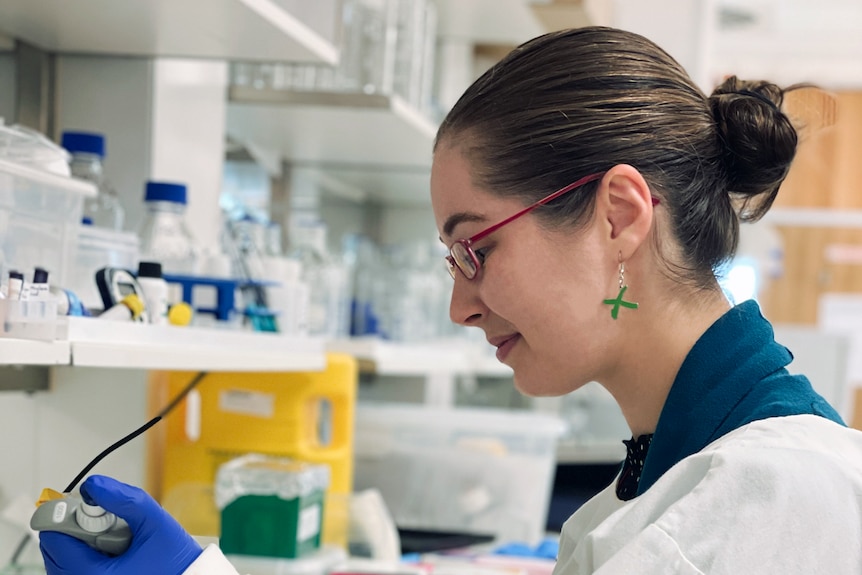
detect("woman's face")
[431,145,618,396]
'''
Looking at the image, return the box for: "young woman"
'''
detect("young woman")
[432,26,862,574]
[39,26,862,575]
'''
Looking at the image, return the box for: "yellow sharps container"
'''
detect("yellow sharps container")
[147,353,356,549]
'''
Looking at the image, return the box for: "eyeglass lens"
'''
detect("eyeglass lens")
[450,242,478,279]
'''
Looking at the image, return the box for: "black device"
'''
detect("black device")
[95,267,148,322]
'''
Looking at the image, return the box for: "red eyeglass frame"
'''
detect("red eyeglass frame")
[445,172,660,280]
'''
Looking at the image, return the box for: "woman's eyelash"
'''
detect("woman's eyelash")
[474,247,490,263]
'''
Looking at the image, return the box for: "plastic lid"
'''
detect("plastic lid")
[168,302,193,326]
[32,267,49,283]
[144,181,187,204]
[60,131,106,157]
[137,261,163,278]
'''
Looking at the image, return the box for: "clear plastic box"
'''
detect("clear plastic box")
[0,156,95,288]
[0,298,59,341]
[352,403,566,545]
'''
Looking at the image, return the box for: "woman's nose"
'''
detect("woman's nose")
[449,274,485,326]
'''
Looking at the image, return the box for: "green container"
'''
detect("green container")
[216,454,330,559]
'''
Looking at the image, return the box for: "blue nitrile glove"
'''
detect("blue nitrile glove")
[39,475,202,575]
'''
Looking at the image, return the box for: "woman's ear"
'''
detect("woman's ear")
[596,164,656,255]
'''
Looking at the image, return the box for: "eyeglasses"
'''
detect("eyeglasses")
[444,172,659,280]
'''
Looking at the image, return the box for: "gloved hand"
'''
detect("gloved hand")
[39,475,202,575]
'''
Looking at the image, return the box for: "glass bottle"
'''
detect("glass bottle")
[287,219,351,339]
[137,181,198,275]
[60,131,125,231]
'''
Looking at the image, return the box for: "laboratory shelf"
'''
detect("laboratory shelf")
[0,337,70,366]
[327,336,514,377]
[327,337,469,376]
[226,88,437,205]
[64,317,326,372]
[764,207,862,228]
[0,0,338,64]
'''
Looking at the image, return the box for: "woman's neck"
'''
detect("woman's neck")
[600,287,733,437]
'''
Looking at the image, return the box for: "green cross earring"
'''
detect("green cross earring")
[603,253,638,320]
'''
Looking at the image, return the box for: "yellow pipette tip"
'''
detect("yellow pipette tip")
[36,488,64,507]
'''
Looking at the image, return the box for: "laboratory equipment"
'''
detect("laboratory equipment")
[99,293,145,322]
[162,273,240,323]
[137,181,198,274]
[151,354,357,547]
[288,219,351,339]
[70,223,140,311]
[136,261,169,325]
[216,454,330,559]
[353,403,566,545]
[95,267,146,313]
[29,267,49,300]
[0,121,70,175]
[0,151,91,286]
[6,270,24,300]
[0,297,58,340]
[30,494,132,556]
[61,131,125,230]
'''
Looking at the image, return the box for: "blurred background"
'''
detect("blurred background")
[1,0,861,569]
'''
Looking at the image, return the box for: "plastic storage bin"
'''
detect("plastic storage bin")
[353,403,566,545]
[148,353,357,548]
[0,157,95,287]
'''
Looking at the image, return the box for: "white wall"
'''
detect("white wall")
[55,56,227,247]
[612,0,716,91]
[0,368,149,565]
[55,56,155,233]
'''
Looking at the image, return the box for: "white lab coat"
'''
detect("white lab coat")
[182,544,240,574]
[553,414,862,574]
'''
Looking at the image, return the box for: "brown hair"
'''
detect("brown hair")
[435,27,799,289]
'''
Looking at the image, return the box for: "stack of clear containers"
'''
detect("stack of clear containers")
[231,0,437,116]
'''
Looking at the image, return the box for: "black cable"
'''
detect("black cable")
[61,417,162,494]
[63,371,208,493]
[8,371,208,566]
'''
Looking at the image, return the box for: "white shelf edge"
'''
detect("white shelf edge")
[0,158,97,198]
[0,0,339,64]
[0,338,70,366]
[65,317,327,372]
[239,0,339,65]
[226,88,437,170]
[327,337,511,377]
[764,207,862,228]
[71,342,325,372]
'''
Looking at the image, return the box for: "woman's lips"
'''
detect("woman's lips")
[494,334,520,362]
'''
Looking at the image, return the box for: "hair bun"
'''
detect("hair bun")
[709,76,798,221]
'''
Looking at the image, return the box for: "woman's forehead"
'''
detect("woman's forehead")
[431,147,502,236]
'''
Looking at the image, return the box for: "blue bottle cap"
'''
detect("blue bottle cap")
[144,181,187,204]
[60,131,106,157]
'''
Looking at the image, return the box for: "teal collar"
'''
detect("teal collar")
[638,300,844,496]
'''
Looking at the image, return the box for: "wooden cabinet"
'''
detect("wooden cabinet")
[760,91,862,324]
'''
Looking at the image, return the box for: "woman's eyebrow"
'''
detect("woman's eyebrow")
[443,212,486,238]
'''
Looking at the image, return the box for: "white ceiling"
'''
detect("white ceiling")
[712,0,862,88]
[435,0,862,90]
